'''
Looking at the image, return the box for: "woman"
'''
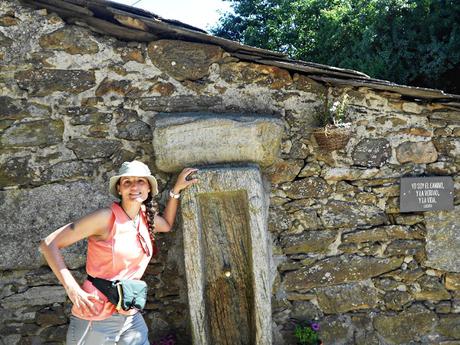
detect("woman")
[39,160,198,345]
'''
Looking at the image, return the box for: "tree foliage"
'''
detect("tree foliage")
[212,0,460,94]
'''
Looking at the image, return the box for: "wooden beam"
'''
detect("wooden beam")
[310,76,460,100]
[257,59,369,79]
[31,0,93,16]
[114,14,149,31]
[20,0,87,19]
[105,6,286,57]
[83,16,158,41]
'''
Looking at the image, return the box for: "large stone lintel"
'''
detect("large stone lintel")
[153,113,284,172]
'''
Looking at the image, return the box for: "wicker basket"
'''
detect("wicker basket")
[313,126,351,151]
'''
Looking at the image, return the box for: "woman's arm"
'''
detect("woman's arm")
[154,167,198,232]
[39,208,112,315]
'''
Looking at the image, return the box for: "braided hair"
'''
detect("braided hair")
[143,194,159,236]
[143,194,160,256]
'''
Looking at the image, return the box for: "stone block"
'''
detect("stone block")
[287,137,310,159]
[397,127,432,137]
[320,315,353,345]
[0,181,112,269]
[0,335,20,345]
[284,255,403,291]
[373,304,437,344]
[412,275,451,301]
[281,230,337,254]
[219,62,292,89]
[95,78,140,97]
[147,39,224,81]
[298,162,321,177]
[40,324,68,342]
[320,200,388,229]
[66,107,112,125]
[384,240,426,259]
[292,74,326,94]
[114,109,151,141]
[437,315,460,339]
[0,31,12,49]
[42,160,97,182]
[15,69,96,96]
[288,209,320,232]
[36,306,67,326]
[430,111,460,123]
[350,314,380,345]
[373,277,403,291]
[268,207,291,235]
[153,114,284,172]
[290,300,323,321]
[396,141,438,163]
[0,286,66,308]
[321,167,379,181]
[315,282,380,313]
[39,26,99,55]
[151,82,177,97]
[394,214,424,225]
[402,102,423,114]
[0,155,36,187]
[427,161,458,175]
[383,266,425,283]
[0,15,18,26]
[281,176,331,199]
[335,181,358,195]
[88,124,110,138]
[66,138,122,159]
[433,137,460,157]
[139,95,223,112]
[342,225,424,243]
[265,159,303,184]
[425,206,460,272]
[446,273,460,290]
[0,96,51,120]
[24,267,64,286]
[1,120,63,147]
[116,46,145,63]
[384,291,412,311]
[352,138,391,168]
[436,301,452,314]
[356,192,378,204]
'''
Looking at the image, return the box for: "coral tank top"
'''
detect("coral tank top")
[71,202,152,320]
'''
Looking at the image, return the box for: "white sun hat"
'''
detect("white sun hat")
[109,160,159,198]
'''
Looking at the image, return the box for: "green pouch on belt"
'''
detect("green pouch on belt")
[117,279,148,311]
[88,275,147,311]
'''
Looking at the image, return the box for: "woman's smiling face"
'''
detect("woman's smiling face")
[117,176,151,203]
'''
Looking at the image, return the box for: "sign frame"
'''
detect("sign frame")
[400,176,454,213]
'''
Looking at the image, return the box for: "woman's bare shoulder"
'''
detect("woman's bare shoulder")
[73,207,114,237]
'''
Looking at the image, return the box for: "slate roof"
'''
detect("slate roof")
[20,0,460,103]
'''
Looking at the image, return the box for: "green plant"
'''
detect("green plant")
[294,321,321,345]
[315,93,350,128]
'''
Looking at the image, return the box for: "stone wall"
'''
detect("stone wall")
[1,1,459,344]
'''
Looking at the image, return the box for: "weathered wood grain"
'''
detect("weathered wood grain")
[200,191,255,345]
